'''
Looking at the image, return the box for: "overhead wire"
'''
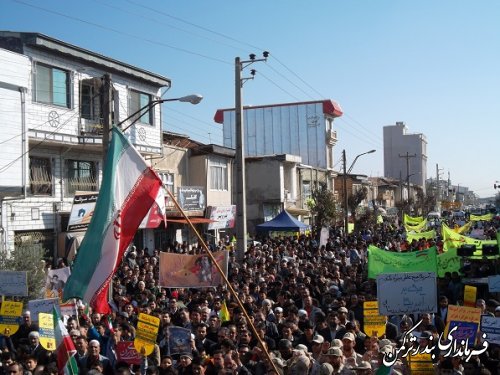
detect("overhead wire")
[9,0,383,151]
[11,0,231,65]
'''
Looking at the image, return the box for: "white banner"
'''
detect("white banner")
[28,298,59,321]
[0,271,28,296]
[207,206,236,230]
[481,316,500,345]
[377,272,437,315]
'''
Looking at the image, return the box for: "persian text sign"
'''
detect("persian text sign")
[368,246,437,278]
[480,316,500,345]
[134,313,159,356]
[488,275,500,292]
[0,301,23,336]
[38,312,56,350]
[67,192,98,231]
[0,271,28,296]
[117,341,142,365]
[28,298,59,322]
[377,272,437,315]
[363,301,386,337]
[206,205,236,230]
[445,305,481,345]
[178,186,205,211]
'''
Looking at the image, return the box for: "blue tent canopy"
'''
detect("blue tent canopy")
[256,210,309,232]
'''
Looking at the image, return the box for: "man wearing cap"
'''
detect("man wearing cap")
[341,332,363,369]
[310,334,325,361]
[178,352,194,375]
[353,360,373,375]
[322,347,348,374]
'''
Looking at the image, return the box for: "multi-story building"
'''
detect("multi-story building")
[0,32,170,259]
[214,99,343,226]
[153,132,235,250]
[383,122,427,190]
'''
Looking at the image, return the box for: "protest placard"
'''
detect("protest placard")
[363,301,386,337]
[368,246,437,278]
[44,267,71,300]
[488,275,500,293]
[159,251,228,288]
[409,353,434,375]
[0,301,23,336]
[445,305,481,345]
[480,316,500,345]
[377,272,437,315]
[464,285,477,307]
[38,312,56,350]
[134,313,159,356]
[28,298,59,322]
[167,326,192,356]
[117,341,142,365]
[0,271,28,296]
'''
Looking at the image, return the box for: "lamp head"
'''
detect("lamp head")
[177,94,203,105]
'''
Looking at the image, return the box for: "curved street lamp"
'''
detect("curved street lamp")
[120,94,203,132]
[342,149,376,235]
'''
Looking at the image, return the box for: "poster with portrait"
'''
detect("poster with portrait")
[167,326,191,356]
[44,267,71,300]
[159,251,228,288]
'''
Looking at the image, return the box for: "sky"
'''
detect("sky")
[2,0,499,198]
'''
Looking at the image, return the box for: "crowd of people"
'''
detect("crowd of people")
[0,215,499,375]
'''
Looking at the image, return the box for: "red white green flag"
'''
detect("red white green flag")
[63,127,163,313]
[53,307,79,375]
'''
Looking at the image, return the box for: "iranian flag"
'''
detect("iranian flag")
[53,307,79,375]
[63,126,163,313]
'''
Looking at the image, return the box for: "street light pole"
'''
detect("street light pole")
[342,149,376,236]
[119,94,203,132]
[234,52,268,263]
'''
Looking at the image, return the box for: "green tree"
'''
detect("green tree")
[0,245,46,303]
[347,187,368,225]
[307,182,340,238]
[414,189,437,215]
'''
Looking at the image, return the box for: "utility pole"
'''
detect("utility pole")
[399,152,416,200]
[436,164,443,211]
[102,74,113,173]
[343,150,348,236]
[234,52,268,263]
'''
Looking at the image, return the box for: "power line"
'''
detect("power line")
[11,0,231,65]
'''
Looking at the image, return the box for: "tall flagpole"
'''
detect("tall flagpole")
[164,189,279,373]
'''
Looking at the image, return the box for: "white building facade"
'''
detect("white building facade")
[383,121,427,190]
[0,32,170,259]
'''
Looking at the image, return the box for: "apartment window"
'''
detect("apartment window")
[81,82,97,120]
[159,172,174,194]
[66,160,97,195]
[29,157,52,196]
[35,63,71,108]
[302,180,311,202]
[209,158,228,190]
[129,90,153,125]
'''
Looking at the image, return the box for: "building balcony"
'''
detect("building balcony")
[326,129,337,145]
[80,118,104,136]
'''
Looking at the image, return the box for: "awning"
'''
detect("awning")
[166,218,217,224]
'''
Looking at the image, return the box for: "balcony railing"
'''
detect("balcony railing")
[80,118,104,135]
[326,129,337,145]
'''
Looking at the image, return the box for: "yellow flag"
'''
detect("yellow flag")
[220,300,230,322]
